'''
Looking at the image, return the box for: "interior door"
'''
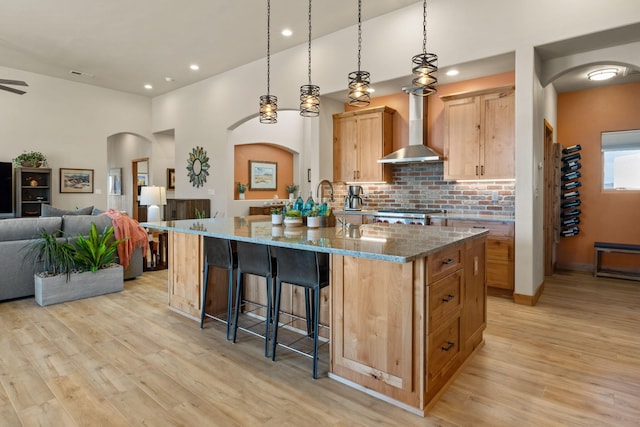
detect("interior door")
[132,158,149,221]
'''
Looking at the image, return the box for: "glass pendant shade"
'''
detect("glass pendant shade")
[348,71,370,107]
[411,52,438,96]
[300,84,320,117]
[259,94,278,124]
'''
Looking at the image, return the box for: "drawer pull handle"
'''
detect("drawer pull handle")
[442,294,454,302]
[442,258,455,265]
[473,226,486,229]
[441,341,455,352]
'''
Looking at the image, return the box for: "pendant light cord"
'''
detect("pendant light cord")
[422,0,427,55]
[307,0,312,85]
[266,0,271,95]
[357,0,362,72]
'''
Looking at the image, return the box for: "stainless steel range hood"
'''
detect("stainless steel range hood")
[378,88,443,164]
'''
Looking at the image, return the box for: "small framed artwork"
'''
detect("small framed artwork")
[249,160,277,190]
[167,168,175,190]
[108,168,122,195]
[60,168,94,193]
[137,173,148,187]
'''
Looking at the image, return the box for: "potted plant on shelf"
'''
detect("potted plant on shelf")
[237,182,247,200]
[286,184,298,200]
[12,151,47,168]
[27,223,127,306]
[283,209,303,227]
[271,207,283,225]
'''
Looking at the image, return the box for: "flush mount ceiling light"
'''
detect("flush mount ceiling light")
[347,0,370,107]
[409,0,438,96]
[259,0,278,124]
[587,68,618,81]
[300,0,320,117]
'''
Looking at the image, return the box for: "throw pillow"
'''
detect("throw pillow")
[41,204,94,217]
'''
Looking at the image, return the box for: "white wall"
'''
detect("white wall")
[0,66,151,211]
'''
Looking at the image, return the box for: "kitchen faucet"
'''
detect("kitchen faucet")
[316,179,334,202]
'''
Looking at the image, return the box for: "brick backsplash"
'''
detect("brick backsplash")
[332,163,515,217]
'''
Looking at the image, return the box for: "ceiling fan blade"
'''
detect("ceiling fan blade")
[0,79,28,86]
[0,84,27,95]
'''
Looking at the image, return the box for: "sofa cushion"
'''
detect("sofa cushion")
[41,204,94,217]
[62,215,113,237]
[0,217,62,242]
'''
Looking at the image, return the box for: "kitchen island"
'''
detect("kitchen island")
[141,216,488,416]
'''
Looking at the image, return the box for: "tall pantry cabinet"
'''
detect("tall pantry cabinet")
[442,86,515,180]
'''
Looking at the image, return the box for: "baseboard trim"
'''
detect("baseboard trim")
[513,281,545,306]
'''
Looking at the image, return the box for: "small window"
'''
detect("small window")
[602,130,640,190]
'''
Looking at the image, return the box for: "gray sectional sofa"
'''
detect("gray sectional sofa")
[0,215,143,301]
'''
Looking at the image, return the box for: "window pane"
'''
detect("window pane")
[603,150,640,189]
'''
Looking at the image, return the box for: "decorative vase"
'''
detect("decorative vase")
[239,192,245,200]
[271,214,283,225]
[289,193,295,201]
[30,179,39,187]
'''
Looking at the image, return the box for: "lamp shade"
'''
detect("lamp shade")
[139,186,167,206]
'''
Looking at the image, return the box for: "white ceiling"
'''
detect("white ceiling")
[1,1,638,98]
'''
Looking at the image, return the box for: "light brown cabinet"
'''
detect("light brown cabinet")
[15,167,52,217]
[333,106,394,183]
[442,86,515,180]
[448,219,514,290]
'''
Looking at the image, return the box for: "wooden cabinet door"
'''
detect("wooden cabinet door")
[480,90,515,179]
[333,115,358,182]
[332,255,416,397]
[168,231,203,318]
[357,112,386,182]
[443,96,481,180]
[462,237,486,357]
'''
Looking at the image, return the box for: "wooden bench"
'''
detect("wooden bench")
[594,242,640,282]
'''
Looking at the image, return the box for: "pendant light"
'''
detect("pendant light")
[409,0,438,96]
[348,0,370,107]
[259,0,277,124]
[300,0,320,117]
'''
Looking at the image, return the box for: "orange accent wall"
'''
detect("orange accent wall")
[557,82,640,271]
[234,144,293,200]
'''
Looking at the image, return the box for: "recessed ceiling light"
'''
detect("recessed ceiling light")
[367,87,375,94]
[446,69,459,76]
[164,77,175,82]
[281,29,292,37]
[587,68,618,81]
[144,84,153,90]
[190,64,200,71]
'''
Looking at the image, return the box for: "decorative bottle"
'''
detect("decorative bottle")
[294,192,304,212]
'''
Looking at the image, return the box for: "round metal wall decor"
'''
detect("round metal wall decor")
[186,146,210,188]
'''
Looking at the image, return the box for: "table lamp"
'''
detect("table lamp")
[139,185,167,222]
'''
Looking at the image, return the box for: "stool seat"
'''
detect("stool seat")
[271,246,329,379]
[200,237,237,341]
[233,241,276,357]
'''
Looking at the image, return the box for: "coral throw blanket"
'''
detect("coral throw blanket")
[101,209,148,269]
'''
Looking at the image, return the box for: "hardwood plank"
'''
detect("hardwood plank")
[0,269,639,425]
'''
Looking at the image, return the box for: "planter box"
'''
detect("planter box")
[35,265,124,306]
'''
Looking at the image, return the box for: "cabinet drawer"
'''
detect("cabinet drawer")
[428,245,463,282]
[428,315,461,383]
[487,237,513,261]
[449,220,514,237]
[428,270,463,332]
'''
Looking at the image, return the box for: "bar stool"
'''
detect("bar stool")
[232,241,276,357]
[271,247,330,379]
[200,237,237,340]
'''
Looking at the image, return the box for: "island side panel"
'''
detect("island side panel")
[331,254,423,409]
[168,231,203,319]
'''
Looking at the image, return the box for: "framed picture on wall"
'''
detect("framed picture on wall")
[60,168,94,193]
[167,168,175,190]
[249,161,277,190]
[108,168,122,195]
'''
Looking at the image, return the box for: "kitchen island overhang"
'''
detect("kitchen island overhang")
[142,216,488,416]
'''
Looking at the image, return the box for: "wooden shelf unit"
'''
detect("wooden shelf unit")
[15,167,52,217]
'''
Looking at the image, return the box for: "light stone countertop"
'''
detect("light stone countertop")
[141,216,488,263]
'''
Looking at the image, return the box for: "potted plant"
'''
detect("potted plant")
[12,151,47,168]
[286,184,298,200]
[28,223,127,306]
[271,207,283,225]
[237,182,247,200]
[306,209,321,228]
[283,209,303,227]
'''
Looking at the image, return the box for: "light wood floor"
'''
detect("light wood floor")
[1,270,639,426]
